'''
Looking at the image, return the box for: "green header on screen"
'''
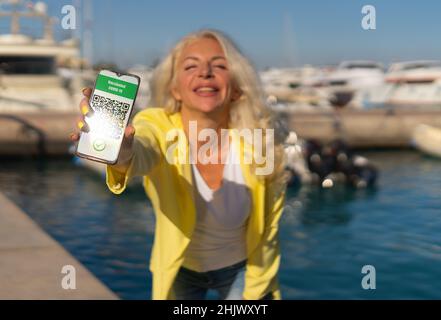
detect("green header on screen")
[95,74,138,99]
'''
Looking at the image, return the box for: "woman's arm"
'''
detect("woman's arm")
[106,110,163,194]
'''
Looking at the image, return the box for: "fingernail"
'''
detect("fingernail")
[82,87,89,94]
[81,104,89,115]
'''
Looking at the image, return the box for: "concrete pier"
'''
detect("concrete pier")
[0,112,77,156]
[287,108,441,148]
[0,192,118,299]
[1,109,441,155]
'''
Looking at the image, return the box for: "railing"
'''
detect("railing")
[0,114,47,156]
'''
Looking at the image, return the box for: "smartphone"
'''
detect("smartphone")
[75,69,140,164]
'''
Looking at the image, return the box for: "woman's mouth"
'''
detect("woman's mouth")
[193,86,220,97]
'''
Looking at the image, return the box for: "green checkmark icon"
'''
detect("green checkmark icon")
[93,139,106,151]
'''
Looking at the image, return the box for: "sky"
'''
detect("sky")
[1,0,441,70]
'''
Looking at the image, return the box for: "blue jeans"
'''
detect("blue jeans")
[172,260,247,300]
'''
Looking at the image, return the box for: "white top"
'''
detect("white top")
[182,138,251,272]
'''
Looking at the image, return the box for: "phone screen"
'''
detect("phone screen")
[76,70,140,164]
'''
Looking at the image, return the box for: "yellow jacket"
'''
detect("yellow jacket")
[105,108,286,300]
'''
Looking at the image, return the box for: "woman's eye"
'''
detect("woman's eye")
[184,65,196,71]
[215,65,227,70]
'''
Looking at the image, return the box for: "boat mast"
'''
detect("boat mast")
[82,0,93,68]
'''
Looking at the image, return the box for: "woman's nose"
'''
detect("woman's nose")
[199,63,213,78]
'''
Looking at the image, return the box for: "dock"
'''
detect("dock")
[0,112,77,156]
[0,192,118,299]
[1,109,441,157]
[287,108,441,148]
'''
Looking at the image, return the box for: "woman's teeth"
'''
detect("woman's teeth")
[196,87,217,92]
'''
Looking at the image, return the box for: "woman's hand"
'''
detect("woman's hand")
[69,87,136,171]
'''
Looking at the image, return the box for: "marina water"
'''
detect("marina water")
[0,150,440,299]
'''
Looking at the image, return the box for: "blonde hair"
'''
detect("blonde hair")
[149,29,288,194]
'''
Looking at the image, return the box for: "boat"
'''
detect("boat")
[353,61,441,109]
[386,61,441,106]
[412,124,441,158]
[0,0,84,156]
[0,1,83,113]
[314,61,385,108]
[260,66,331,107]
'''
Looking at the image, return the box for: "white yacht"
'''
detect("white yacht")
[260,66,332,109]
[315,61,385,107]
[0,1,83,113]
[0,1,86,156]
[385,61,441,106]
[353,61,441,109]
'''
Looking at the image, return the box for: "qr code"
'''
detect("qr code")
[90,93,130,139]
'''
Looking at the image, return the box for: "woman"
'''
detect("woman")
[71,29,287,300]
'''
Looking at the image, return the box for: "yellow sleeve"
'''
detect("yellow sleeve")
[244,183,286,300]
[106,110,163,195]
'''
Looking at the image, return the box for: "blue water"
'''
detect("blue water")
[0,150,440,299]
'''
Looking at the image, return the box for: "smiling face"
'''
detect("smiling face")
[172,37,237,116]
